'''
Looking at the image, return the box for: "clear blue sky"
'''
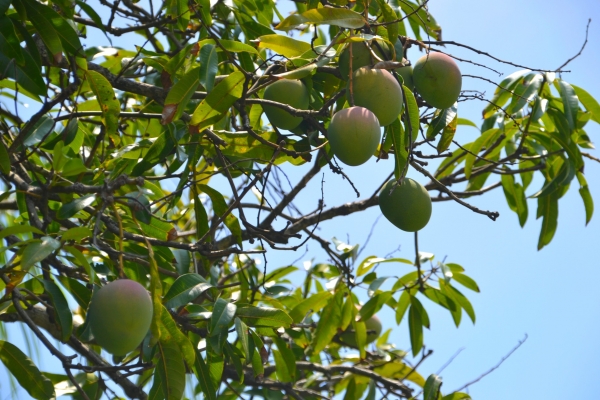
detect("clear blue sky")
[1,1,599,399]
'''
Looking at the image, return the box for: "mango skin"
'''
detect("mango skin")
[328,107,381,166]
[413,52,462,109]
[379,178,432,232]
[263,79,310,131]
[348,67,403,126]
[339,314,383,348]
[88,279,153,356]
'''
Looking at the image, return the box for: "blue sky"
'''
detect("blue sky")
[1,1,600,399]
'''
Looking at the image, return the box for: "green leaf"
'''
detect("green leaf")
[289,291,332,323]
[442,393,472,400]
[451,273,480,292]
[193,348,217,400]
[32,0,83,57]
[464,128,500,179]
[276,8,365,30]
[360,291,392,320]
[443,282,476,324]
[572,83,600,124]
[537,192,559,250]
[19,0,63,59]
[151,339,186,400]
[23,116,55,147]
[0,15,25,65]
[190,71,245,131]
[56,194,96,219]
[163,66,201,124]
[236,306,293,328]
[576,172,593,225]
[158,304,195,367]
[0,340,54,400]
[0,225,44,241]
[60,226,92,243]
[163,273,212,309]
[21,236,61,270]
[501,172,528,227]
[197,39,261,56]
[199,45,218,92]
[427,105,457,138]
[376,0,399,45]
[424,374,442,400]
[76,0,106,36]
[556,79,579,130]
[408,302,423,357]
[56,275,91,309]
[311,287,345,353]
[211,298,237,336]
[395,291,411,324]
[41,278,73,341]
[403,85,420,142]
[273,336,296,382]
[437,115,457,153]
[84,70,120,139]
[506,73,543,115]
[256,34,311,58]
[234,318,251,361]
[198,184,243,246]
[387,118,407,180]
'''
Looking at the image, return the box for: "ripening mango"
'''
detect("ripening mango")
[88,279,153,356]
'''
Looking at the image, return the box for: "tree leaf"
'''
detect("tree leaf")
[76,0,107,36]
[211,298,237,336]
[21,236,61,270]
[289,290,332,323]
[19,0,63,60]
[198,184,243,246]
[190,71,245,131]
[572,83,600,124]
[442,393,472,400]
[501,172,528,227]
[197,39,261,56]
[151,339,186,400]
[41,278,73,342]
[27,0,83,57]
[235,317,251,361]
[256,34,311,58]
[158,304,195,368]
[0,15,25,65]
[0,340,54,400]
[408,302,423,357]
[84,70,120,139]
[426,105,457,139]
[163,273,212,309]
[310,287,344,353]
[199,45,219,92]
[437,114,457,153]
[576,172,593,225]
[56,275,92,309]
[537,192,559,250]
[451,273,480,293]
[273,336,296,382]
[376,0,399,45]
[556,79,579,130]
[163,66,201,124]
[193,348,217,400]
[0,225,44,241]
[235,306,293,328]
[276,8,365,30]
[56,194,96,219]
[424,374,442,400]
[395,291,411,324]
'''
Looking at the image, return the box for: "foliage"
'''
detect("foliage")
[0,0,598,399]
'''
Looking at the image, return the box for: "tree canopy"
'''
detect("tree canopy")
[0,0,598,399]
